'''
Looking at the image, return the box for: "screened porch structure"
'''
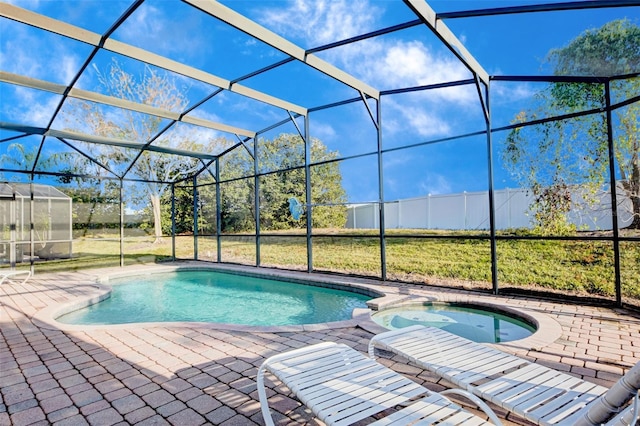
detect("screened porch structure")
[1,0,639,308]
[0,183,72,266]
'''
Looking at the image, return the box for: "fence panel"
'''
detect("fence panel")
[347,187,631,231]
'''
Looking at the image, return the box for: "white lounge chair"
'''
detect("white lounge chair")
[369,325,640,426]
[0,269,31,285]
[257,341,503,425]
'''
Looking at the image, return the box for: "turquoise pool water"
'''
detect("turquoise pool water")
[57,271,370,326]
[371,303,535,343]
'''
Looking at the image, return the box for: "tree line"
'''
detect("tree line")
[162,134,347,235]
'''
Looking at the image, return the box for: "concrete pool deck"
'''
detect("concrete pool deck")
[1,262,639,425]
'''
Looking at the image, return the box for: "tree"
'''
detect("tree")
[214,133,347,232]
[61,60,223,241]
[503,19,640,232]
[255,134,347,230]
[0,142,61,177]
[158,183,215,235]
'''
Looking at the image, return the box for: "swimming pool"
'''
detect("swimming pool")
[371,302,536,343]
[57,270,371,326]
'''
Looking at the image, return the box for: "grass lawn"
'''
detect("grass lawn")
[10,228,639,303]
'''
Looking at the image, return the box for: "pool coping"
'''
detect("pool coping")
[32,262,563,352]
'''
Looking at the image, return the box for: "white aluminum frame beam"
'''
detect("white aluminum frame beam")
[184,0,380,100]
[0,2,307,115]
[0,2,100,44]
[47,129,219,160]
[0,122,219,160]
[0,71,257,138]
[404,0,489,85]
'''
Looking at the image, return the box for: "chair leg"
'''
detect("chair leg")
[441,388,503,426]
[256,364,275,426]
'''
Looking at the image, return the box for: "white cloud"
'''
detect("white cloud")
[492,82,537,103]
[59,55,82,84]
[355,40,470,91]
[404,106,452,138]
[310,121,336,141]
[419,174,452,195]
[1,46,39,80]
[117,3,204,62]
[258,0,470,92]
[6,87,61,126]
[119,5,173,53]
[256,0,475,139]
[260,0,379,46]
[0,16,83,86]
[382,98,452,139]
[6,0,41,7]
[161,122,224,149]
[382,152,413,169]
[185,109,224,125]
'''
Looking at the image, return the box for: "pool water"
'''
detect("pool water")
[371,303,535,343]
[57,271,370,326]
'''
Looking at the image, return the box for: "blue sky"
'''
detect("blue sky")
[1,0,639,203]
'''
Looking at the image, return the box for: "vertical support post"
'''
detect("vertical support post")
[193,176,199,261]
[119,179,124,267]
[9,187,16,269]
[427,194,431,229]
[482,80,499,294]
[353,207,357,229]
[67,190,72,261]
[373,204,377,228]
[29,182,34,274]
[171,183,176,261]
[507,188,511,229]
[463,191,468,230]
[604,81,622,307]
[254,135,261,267]
[376,98,387,280]
[216,158,222,263]
[304,115,313,272]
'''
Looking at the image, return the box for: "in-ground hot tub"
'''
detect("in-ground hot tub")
[371,302,537,343]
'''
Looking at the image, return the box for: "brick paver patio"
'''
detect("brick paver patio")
[1,263,639,425]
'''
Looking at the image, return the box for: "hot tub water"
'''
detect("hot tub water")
[371,303,535,343]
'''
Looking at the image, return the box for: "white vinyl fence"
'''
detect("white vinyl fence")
[346,186,634,231]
